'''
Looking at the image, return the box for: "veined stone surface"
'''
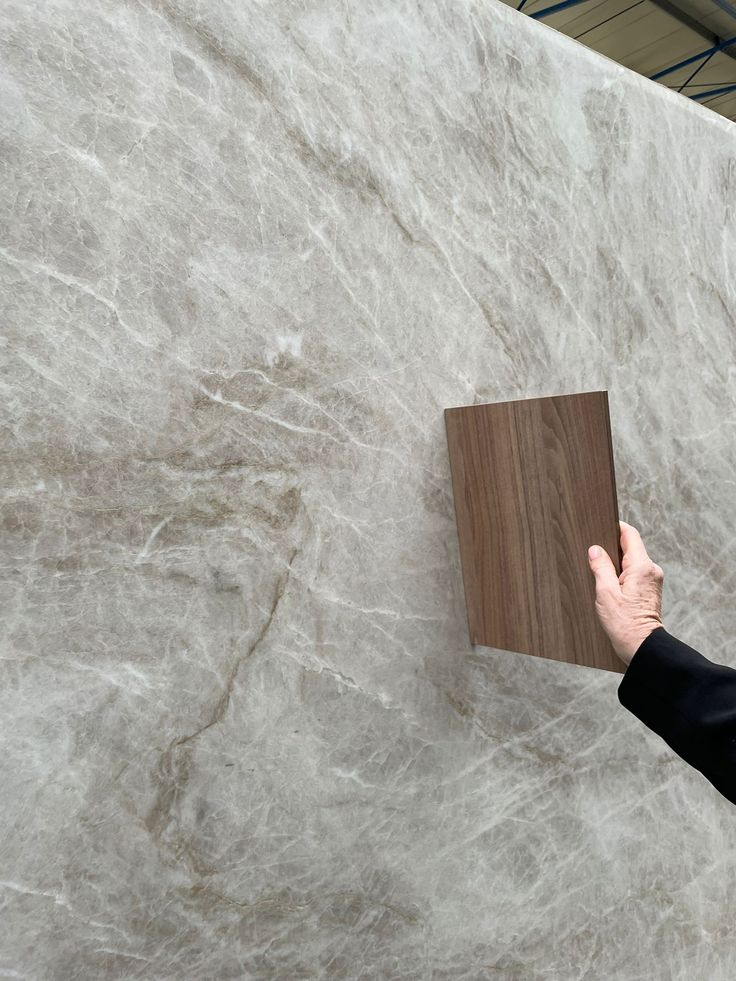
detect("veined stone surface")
[2,0,736,977]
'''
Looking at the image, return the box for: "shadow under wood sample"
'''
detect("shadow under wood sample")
[444,391,624,674]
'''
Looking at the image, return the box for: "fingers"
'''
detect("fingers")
[619,520,650,566]
[587,545,620,595]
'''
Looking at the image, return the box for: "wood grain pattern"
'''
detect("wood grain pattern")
[444,391,624,673]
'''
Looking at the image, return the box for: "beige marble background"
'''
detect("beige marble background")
[2,0,736,977]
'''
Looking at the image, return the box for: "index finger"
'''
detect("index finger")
[619,520,651,566]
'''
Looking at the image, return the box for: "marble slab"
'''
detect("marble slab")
[2,0,736,977]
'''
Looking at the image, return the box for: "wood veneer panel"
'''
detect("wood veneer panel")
[444,391,624,673]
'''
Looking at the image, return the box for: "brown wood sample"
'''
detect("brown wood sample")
[444,391,624,673]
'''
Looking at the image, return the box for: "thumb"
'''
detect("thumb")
[587,545,619,595]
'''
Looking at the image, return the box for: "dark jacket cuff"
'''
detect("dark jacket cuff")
[617,626,736,805]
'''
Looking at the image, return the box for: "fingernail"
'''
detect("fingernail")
[588,546,600,559]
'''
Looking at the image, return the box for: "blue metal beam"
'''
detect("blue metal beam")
[650,36,736,79]
[649,0,736,66]
[530,0,594,20]
[677,47,716,92]
[690,83,736,100]
[712,0,736,21]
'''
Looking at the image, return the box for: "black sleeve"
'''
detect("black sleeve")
[617,626,736,807]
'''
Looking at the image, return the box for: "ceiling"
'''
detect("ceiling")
[498,0,736,122]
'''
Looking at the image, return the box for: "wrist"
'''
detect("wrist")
[618,620,664,667]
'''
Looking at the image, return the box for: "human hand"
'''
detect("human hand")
[587,520,665,667]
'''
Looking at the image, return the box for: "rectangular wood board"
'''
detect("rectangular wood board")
[444,391,624,673]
